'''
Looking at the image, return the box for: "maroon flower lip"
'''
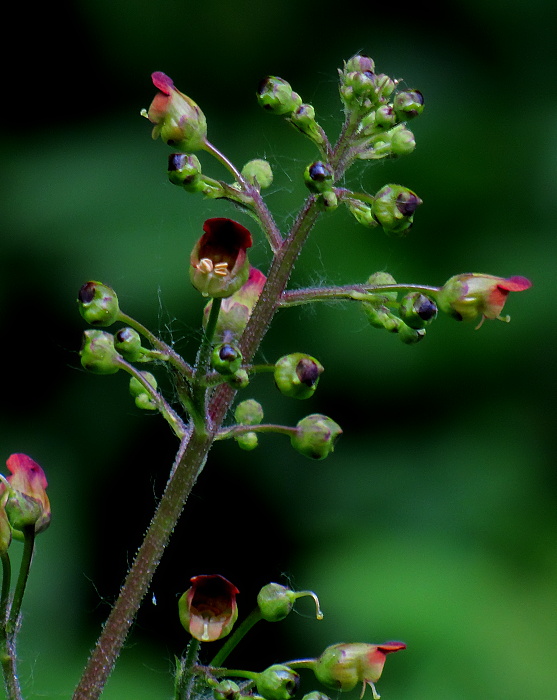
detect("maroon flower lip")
[190,219,253,298]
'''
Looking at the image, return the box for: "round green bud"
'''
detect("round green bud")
[78,281,120,327]
[274,353,324,400]
[129,372,158,410]
[257,77,302,116]
[320,190,338,210]
[375,104,396,128]
[256,665,300,700]
[374,73,396,99]
[235,432,258,451]
[390,126,416,156]
[393,89,424,120]
[234,399,264,425]
[211,343,243,375]
[257,583,295,622]
[301,693,331,700]
[213,681,241,700]
[227,368,249,389]
[291,414,342,460]
[114,327,144,362]
[344,54,375,73]
[79,330,121,375]
[304,161,334,194]
[399,292,437,329]
[241,159,273,189]
[372,184,422,236]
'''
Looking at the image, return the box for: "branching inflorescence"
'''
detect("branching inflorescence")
[1,55,531,700]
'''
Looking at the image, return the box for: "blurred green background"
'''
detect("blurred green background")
[1,0,556,698]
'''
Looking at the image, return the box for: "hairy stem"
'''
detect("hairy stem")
[279,283,441,307]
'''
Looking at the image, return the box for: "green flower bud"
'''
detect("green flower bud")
[390,125,416,156]
[320,190,338,210]
[399,292,437,329]
[79,330,121,375]
[256,665,300,700]
[114,327,145,362]
[344,54,375,73]
[257,582,323,622]
[167,153,202,188]
[78,281,120,327]
[289,104,325,146]
[374,74,396,100]
[234,399,264,425]
[304,161,334,194]
[241,159,274,189]
[1,454,50,539]
[211,343,243,375]
[257,77,302,115]
[129,371,158,410]
[302,693,331,700]
[374,104,396,128]
[236,432,258,451]
[274,353,324,400]
[363,304,402,332]
[372,184,422,235]
[213,680,241,700]
[291,414,342,460]
[393,89,424,120]
[227,369,249,389]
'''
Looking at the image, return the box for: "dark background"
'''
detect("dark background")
[1,1,555,698]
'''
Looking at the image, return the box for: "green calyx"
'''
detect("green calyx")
[211,343,243,375]
[234,399,264,425]
[399,292,438,329]
[372,184,422,235]
[304,162,334,194]
[78,281,120,327]
[114,327,145,362]
[291,414,342,460]
[241,159,273,189]
[79,330,121,375]
[256,665,300,700]
[274,353,324,400]
[257,76,302,115]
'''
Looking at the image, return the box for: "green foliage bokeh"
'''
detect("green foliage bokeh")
[1,1,555,698]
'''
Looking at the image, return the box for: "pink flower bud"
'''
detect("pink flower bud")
[436,273,532,326]
[1,453,51,538]
[144,72,207,152]
[178,574,239,642]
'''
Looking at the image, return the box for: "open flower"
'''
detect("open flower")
[436,273,532,327]
[1,453,51,538]
[190,218,253,298]
[143,71,207,152]
[312,642,406,699]
[178,574,239,642]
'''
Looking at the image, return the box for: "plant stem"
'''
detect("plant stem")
[215,424,297,441]
[209,608,263,667]
[279,283,441,307]
[73,429,214,700]
[203,140,283,252]
[8,527,35,634]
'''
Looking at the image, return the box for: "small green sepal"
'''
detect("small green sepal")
[129,372,158,410]
[291,414,342,460]
[79,330,121,375]
[213,680,241,700]
[274,353,324,400]
[256,665,300,700]
[78,281,120,327]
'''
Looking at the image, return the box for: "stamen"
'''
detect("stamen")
[197,257,215,274]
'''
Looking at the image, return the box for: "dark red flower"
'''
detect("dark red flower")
[190,219,253,298]
[178,574,239,642]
